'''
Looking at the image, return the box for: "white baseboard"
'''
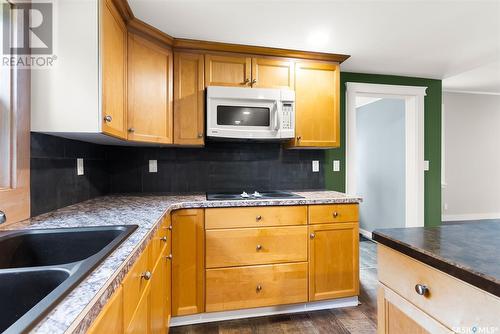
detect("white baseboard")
[170,297,359,327]
[442,213,500,222]
[359,228,373,240]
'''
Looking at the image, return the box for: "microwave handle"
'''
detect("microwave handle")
[273,103,279,131]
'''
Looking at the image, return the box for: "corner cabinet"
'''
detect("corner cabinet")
[288,61,340,148]
[174,52,205,146]
[128,33,173,144]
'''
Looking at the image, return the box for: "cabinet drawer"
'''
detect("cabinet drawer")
[206,226,307,268]
[206,206,307,229]
[308,204,358,224]
[123,245,151,328]
[206,262,308,312]
[378,245,500,330]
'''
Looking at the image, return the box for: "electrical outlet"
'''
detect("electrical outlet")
[424,160,430,171]
[149,160,158,173]
[77,158,84,176]
[333,160,340,172]
[312,160,320,172]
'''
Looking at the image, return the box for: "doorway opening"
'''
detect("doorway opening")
[345,83,427,238]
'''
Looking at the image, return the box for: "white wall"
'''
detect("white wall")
[443,92,500,221]
[356,98,406,232]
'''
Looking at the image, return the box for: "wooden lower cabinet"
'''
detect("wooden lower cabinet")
[308,222,359,301]
[206,262,308,312]
[125,283,151,334]
[87,287,124,334]
[171,209,205,316]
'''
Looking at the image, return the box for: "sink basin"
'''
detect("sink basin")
[0,225,138,334]
[0,228,130,269]
[0,269,70,333]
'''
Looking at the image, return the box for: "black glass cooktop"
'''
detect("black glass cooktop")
[206,190,304,201]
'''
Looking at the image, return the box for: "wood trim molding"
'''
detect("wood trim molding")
[114,0,350,63]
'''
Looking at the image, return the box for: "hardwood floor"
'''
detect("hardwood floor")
[170,239,378,334]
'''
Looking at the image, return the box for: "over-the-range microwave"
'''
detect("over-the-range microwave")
[206,86,295,140]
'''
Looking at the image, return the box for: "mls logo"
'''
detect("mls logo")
[2,2,53,55]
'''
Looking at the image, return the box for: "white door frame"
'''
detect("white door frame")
[345,82,427,228]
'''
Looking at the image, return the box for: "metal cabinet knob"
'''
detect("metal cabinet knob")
[333,211,339,218]
[251,79,257,85]
[141,271,152,280]
[310,233,316,239]
[160,236,167,242]
[297,136,301,141]
[166,254,173,260]
[415,284,429,296]
[197,133,203,138]
[128,128,135,133]
[0,211,6,224]
[104,115,112,122]
[256,284,262,292]
[256,244,262,251]
[168,225,173,231]
[243,78,250,85]
[256,215,262,221]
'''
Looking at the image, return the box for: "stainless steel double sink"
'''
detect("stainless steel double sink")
[0,225,137,333]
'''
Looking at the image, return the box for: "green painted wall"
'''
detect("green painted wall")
[325,72,442,227]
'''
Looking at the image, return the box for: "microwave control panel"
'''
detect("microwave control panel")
[281,103,294,129]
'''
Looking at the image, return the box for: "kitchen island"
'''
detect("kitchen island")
[3,191,361,333]
[373,222,500,333]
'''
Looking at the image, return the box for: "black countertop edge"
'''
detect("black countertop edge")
[372,232,500,298]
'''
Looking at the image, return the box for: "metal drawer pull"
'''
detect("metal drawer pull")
[256,284,262,292]
[160,236,167,242]
[141,271,152,280]
[104,115,112,122]
[256,215,262,221]
[168,225,173,231]
[166,254,173,260]
[256,244,262,251]
[310,233,315,239]
[333,211,339,218]
[0,211,6,224]
[415,284,429,296]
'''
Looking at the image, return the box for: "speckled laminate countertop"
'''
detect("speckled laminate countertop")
[373,221,500,297]
[4,191,361,334]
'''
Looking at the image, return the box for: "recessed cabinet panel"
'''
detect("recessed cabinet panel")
[174,52,205,145]
[87,287,123,334]
[291,61,340,148]
[128,33,173,144]
[205,54,251,87]
[251,58,294,89]
[101,0,127,139]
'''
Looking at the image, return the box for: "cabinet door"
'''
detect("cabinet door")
[128,33,173,144]
[205,54,251,87]
[165,217,172,327]
[291,61,340,148]
[377,284,454,334]
[308,222,359,301]
[150,246,167,334]
[125,284,151,334]
[172,209,205,316]
[87,287,124,334]
[101,0,127,139]
[251,58,294,89]
[173,52,205,145]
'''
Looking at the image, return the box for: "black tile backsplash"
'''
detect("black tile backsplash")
[31,133,326,216]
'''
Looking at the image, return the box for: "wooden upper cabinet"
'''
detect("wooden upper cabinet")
[308,222,359,301]
[171,209,205,316]
[251,58,294,89]
[127,33,173,144]
[205,54,251,87]
[290,61,340,148]
[174,52,205,145]
[101,0,127,139]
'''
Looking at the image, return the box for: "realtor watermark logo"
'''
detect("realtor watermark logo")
[2,0,57,68]
[453,326,499,334]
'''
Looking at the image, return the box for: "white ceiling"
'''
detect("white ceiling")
[129,0,500,93]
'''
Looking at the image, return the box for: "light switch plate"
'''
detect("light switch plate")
[333,160,340,172]
[424,160,430,171]
[149,160,158,173]
[312,160,320,172]
[77,158,84,176]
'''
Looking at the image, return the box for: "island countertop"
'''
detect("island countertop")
[2,190,361,334]
[373,221,500,298]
